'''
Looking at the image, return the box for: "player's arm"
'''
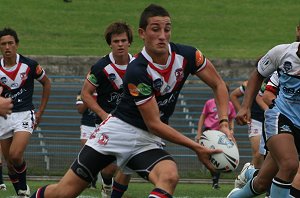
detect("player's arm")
[137,96,221,172]
[263,90,277,107]
[255,94,269,111]
[229,81,247,112]
[76,93,88,114]
[195,113,205,143]
[35,75,51,127]
[81,79,108,121]
[236,70,264,125]
[195,59,232,140]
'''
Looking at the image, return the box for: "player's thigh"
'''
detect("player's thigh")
[101,163,118,178]
[249,135,261,152]
[126,148,176,182]
[45,169,88,198]
[10,131,31,156]
[292,164,300,188]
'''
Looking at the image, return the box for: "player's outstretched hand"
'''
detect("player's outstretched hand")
[195,145,222,173]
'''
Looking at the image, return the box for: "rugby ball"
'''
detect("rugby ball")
[199,130,239,172]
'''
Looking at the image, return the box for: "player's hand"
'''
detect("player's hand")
[235,107,251,126]
[34,111,43,129]
[194,134,202,143]
[0,87,13,118]
[219,124,235,142]
[195,145,222,173]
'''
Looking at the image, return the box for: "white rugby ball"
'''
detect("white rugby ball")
[199,130,239,172]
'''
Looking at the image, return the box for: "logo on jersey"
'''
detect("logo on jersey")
[175,68,184,81]
[98,133,109,145]
[11,83,19,88]
[137,83,152,96]
[195,50,205,67]
[0,77,7,84]
[20,72,28,80]
[283,61,292,73]
[87,74,97,84]
[128,83,139,96]
[153,79,163,91]
[36,65,43,75]
[108,73,116,81]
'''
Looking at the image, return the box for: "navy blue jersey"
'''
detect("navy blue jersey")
[76,90,96,127]
[86,52,131,124]
[0,54,45,112]
[113,42,207,131]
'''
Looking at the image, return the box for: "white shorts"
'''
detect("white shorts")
[85,115,164,170]
[80,125,96,140]
[0,110,35,140]
[248,119,262,137]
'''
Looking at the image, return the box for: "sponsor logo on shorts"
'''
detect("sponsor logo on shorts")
[280,125,292,133]
[76,168,88,179]
[22,122,29,129]
[98,133,109,145]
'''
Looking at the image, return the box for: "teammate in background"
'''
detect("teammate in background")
[30,4,231,198]
[0,27,51,197]
[76,90,97,188]
[230,77,266,169]
[227,39,300,198]
[81,22,133,198]
[195,83,236,189]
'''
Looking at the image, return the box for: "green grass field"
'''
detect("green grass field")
[1,180,268,198]
[0,0,299,59]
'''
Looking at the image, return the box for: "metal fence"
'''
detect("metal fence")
[24,75,250,178]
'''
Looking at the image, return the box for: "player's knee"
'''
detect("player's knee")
[280,159,299,179]
[160,169,179,187]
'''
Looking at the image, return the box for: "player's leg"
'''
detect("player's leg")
[228,152,278,197]
[127,148,178,197]
[290,164,300,198]
[248,119,264,169]
[111,170,131,198]
[0,144,6,191]
[31,145,116,198]
[100,163,117,197]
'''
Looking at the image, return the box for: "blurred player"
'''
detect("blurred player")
[227,39,300,197]
[0,27,51,197]
[81,22,133,198]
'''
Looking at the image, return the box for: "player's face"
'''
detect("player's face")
[110,32,130,58]
[139,16,171,62]
[0,35,18,59]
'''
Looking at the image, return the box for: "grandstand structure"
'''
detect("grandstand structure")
[27,75,250,177]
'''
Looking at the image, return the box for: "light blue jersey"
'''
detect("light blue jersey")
[258,42,300,127]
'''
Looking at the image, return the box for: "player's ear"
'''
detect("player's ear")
[138,28,145,39]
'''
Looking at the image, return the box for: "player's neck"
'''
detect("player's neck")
[113,54,129,65]
[3,56,17,68]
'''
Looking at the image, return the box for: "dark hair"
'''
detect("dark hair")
[139,4,170,30]
[0,27,19,44]
[104,22,133,45]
